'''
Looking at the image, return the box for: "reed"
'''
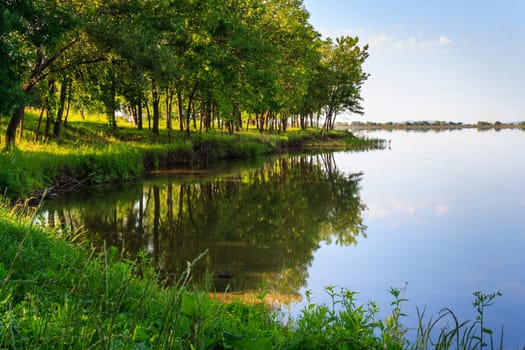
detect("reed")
[411,291,503,350]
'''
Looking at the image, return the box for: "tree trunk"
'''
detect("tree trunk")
[176,90,184,131]
[151,81,160,135]
[53,76,69,139]
[185,83,198,137]
[210,102,216,129]
[281,114,287,132]
[192,103,197,129]
[105,79,118,130]
[145,99,151,130]
[44,108,52,140]
[235,105,242,131]
[165,87,174,142]
[321,110,333,134]
[18,111,24,142]
[5,105,25,151]
[137,100,143,130]
[63,79,72,127]
[3,40,79,150]
[130,104,138,125]
[34,106,45,142]
[257,112,265,133]
[330,115,337,130]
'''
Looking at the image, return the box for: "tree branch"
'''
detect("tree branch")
[24,38,80,92]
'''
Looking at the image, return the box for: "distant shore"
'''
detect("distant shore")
[337,120,525,131]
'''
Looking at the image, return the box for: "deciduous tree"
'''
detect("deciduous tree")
[320,36,369,132]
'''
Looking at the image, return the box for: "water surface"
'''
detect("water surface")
[42,129,525,348]
[319,129,525,348]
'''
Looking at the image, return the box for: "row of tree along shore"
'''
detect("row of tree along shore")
[0,110,384,201]
[1,0,369,152]
[338,120,525,131]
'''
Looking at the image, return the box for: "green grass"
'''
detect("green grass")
[0,199,502,349]
[0,142,144,199]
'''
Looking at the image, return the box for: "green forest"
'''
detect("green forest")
[1,0,368,150]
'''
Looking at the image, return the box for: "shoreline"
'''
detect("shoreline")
[338,121,525,132]
[3,129,384,202]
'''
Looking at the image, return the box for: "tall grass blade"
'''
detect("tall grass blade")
[0,189,47,296]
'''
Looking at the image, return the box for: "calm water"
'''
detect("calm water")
[42,129,525,348]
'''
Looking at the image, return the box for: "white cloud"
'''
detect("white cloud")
[365,199,449,219]
[498,281,525,300]
[367,33,390,49]
[393,36,419,51]
[363,29,453,53]
[438,35,453,46]
[434,204,449,216]
[314,23,454,53]
[315,26,366,40]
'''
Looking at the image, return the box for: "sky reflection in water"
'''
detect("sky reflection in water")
[301,129,525,348]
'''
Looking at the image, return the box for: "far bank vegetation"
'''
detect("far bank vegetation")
[340,120,525,131]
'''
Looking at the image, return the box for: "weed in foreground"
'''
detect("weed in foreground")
[285,285,503,350]
[411,290,503,350]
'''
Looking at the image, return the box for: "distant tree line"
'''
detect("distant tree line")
[0,0,369,150]
[344,120,525,131]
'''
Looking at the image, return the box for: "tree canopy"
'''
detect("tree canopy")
[1,0,369,149]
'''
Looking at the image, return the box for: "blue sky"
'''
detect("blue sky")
[303,0,525,123]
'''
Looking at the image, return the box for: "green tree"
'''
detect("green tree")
[2,0,82,150]
[0,6,27,118]
[83,0,152,131]
[262,0,320,132]
[2,0,370,145]
[320,36,369,132]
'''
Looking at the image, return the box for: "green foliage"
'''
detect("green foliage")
[317,36,369,131]
[286,287,381,349]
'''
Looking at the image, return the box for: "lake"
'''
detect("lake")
[41,129,525,348]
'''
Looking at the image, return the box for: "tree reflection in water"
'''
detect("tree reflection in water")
[42,153,367,303]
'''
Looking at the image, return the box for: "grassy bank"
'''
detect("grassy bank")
[0,201,502,349]
[0,111,383,200]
